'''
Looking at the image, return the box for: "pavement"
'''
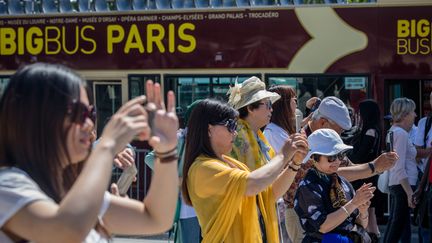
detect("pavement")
[113,225,421,242]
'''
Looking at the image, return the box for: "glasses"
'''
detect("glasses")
[324,118,345,134]
[69,101,96,125]
[212,119,238,133]
[258,100,272,110]
[327,152,346,163]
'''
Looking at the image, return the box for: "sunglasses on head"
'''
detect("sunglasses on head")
[259,100,272,110]
[69,101,96,125]
[213,119,238,133]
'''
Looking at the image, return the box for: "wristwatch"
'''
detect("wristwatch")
[368,162,375,174]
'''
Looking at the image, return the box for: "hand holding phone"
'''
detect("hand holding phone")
[117,164,137,196]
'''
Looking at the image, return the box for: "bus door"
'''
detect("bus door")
[385,79,425,118]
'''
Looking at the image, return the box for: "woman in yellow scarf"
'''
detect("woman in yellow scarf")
[228,76,280,171]
[182,99,308,243]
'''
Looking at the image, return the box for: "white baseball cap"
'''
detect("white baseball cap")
[302,129,353,163]
[315,96,352,130]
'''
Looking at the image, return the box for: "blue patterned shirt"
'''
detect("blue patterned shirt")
[294,168,358,242]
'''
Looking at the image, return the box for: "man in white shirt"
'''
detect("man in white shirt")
[414,92,432,172]
[413,92,432,243]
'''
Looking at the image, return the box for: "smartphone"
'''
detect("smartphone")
[295,109,303,133]
[116,164,137,196]
[310,99,321,112]
[386,130,394,152]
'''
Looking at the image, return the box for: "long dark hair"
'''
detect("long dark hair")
[269,85,296,134]
[182,99,238,205]
[359,99,382,135]
[356,99,382,159]
[0,63,86,203]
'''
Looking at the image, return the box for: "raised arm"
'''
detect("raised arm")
[245,134,308,199]
[102,81,179,235]
[271,134,308,199]
[4,96,150,243]
[337,152,398,182]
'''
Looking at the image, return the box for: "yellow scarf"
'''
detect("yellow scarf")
[187,155,279,243]
[231,119,276,170]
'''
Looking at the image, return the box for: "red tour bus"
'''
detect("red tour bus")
[1,1,431,199]
[1,2,432,123]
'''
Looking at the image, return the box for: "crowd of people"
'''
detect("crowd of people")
[4,63,432,243]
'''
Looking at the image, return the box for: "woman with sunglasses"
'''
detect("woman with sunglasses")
[0,63,179,242]
[294,129,375,243]
[182,99,308,243]
[227,76,282,171]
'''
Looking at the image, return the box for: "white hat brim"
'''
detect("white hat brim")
[301,144,353,164]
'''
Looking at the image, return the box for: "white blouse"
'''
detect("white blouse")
[264,122,290,153]
[388,126,418,186]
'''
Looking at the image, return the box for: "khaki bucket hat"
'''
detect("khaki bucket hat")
[227,76,281,110]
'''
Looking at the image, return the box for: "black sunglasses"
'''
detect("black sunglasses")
[327,152,347,163]
[212,119,238,133]
[313,151,346,163]
[69,101,96,125]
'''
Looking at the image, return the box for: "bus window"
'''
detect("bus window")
[165,75,259,117]
[212,76,252,98]
[175,77,211,112]
[91,82,122,136]
[128,74,161,99]
[268,77,297,89]
[266,75,369,115]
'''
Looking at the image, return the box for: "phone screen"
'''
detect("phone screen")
[295,114,300,133]
[295,109,303,133]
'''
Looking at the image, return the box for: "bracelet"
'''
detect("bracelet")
[155,146,177,156]
[158,154,179,163]
[341,206,350,217]
[155,149,178,158]
[155,147,178,164]
[288,164,299,172]
[368,162,376,174]
[359,213,369,220]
